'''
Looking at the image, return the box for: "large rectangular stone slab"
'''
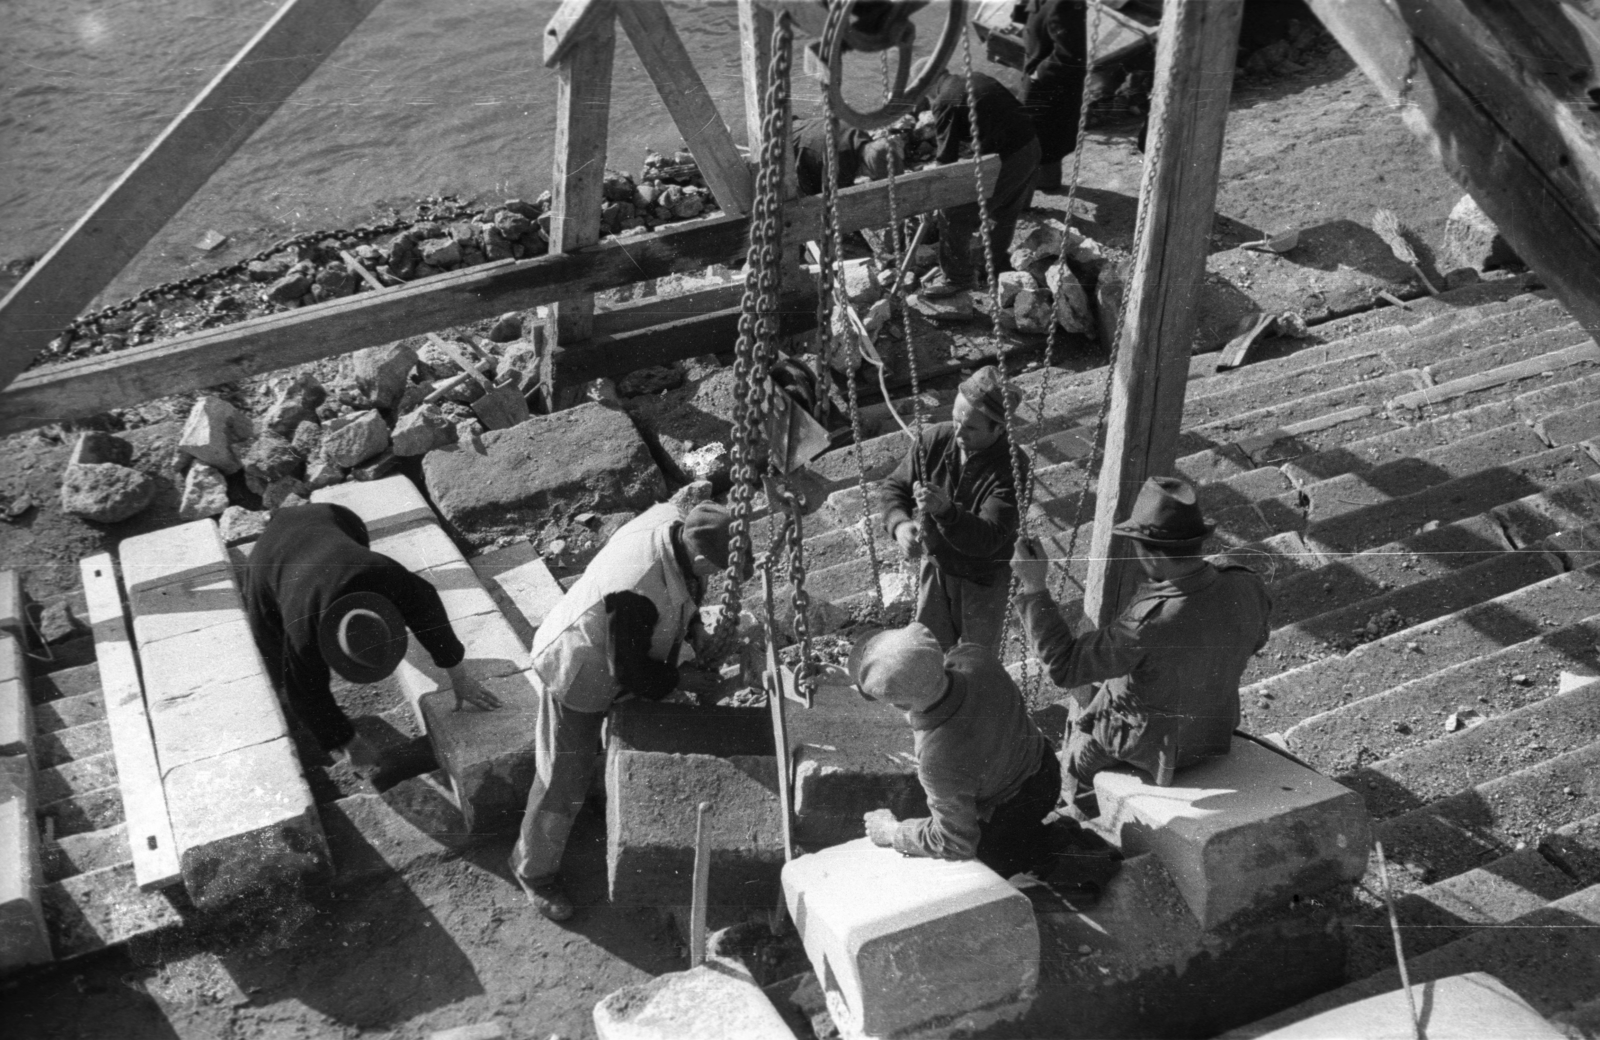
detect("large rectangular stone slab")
[781,837,1038,1039]
[607,747,785,912]
[788,678,923,849]
[469,543,566,643]
[129,571,247,646]
[418,673,540,834]
[163,736,328,909]
[138,616,270,704]
[118,519,230,594]
[145,670,287,775]
[593,964,794,1040]
[0,635,30,761]
[0,571,21,639]
[0,758,52,972]
[1096,737,1371,929]
[312,473,435,535]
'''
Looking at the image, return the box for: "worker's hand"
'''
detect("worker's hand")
[913,481,952,519]
[1012,537,1050,596]
[864,809,898,848]
[448,667,502,712]
[893,521,922,558]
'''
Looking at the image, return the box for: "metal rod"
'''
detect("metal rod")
[690,800,712,967]
[1374,839,1423,1040]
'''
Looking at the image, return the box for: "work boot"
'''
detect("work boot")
[918,271,969,299]
[513,869,574,922]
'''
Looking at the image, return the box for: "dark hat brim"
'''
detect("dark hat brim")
[318,591,408,685]
[1111,520,1215,548]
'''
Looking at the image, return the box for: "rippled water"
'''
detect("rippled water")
[1,0,1010,296]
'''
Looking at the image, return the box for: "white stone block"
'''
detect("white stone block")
[146,670,287,775]
[0,759,52,971]
[1096,736,1371,930]
[781,837,1038,1039]
[179,396,248,474]
[130,572,246,646]
[370,522,464,573]
[479,549,565,631]
[419,561,501,624]
[394,611,529,728]
[1252,972,1564,1040]
[312,474,434,534]
[138,617,266,703]
[119,519,230,593]
[593,964,793,1040]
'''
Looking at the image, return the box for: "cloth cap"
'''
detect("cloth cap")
[682,502,733,570]
[859,137,903,181]
[959,365,1022,426]
[848,623,947,712]
[1111,476,1215,548]
[318,591,408,684]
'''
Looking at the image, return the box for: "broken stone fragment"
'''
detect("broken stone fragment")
[679,442,729,484]
[315,262,357,298]
[219,505,270,546]
[1011,287,1056,334]
[347,342,418,410]
[481,224,513,261]
[179,396,250,474]
[263,396,313,438]
[391,405,457,456]
[37,600,82,644]
[303,451,346,490]
[67,430,134,468]
[322,410,391,468]
[840,258,881,308]
[419,238,462,269]
[1046,264,1095,336]
[494,211,532,243]
[59,463,156,524]
[290,420,323,459]
[238,431,304,496]
[247,258,289,283]
[265,267,313,304]
[488,311,523,343]
[351,450,399,482]
[178,463,230,521]
[669,479,715,514]
[262,476,311,511]
[1442,193,1519,272]
[908,291,974,322]
[997,270,1036,309]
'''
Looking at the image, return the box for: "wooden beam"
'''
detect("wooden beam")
[0,0,383,395]
[543,0,615,67]
[0,158,996,437]
[80,554,181,892]
[619,1,755,217]
[1083,0,1244,626]
[1306,0,1600,337]
[739,0,775,156]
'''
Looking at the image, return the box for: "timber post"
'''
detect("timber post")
[1082,0,1244,627]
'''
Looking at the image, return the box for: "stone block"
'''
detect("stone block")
[163,736,328,909]
[219,506,270,546]
[607,748,785,911]
[348,342,418,410]
[468,543,566,639]
[371,521,464,573]
[129,571,245,646]
[0,571,21,639]
[312,474,434,535]
[391,404,457,456]
[781,837,1038,1039]
[68,430,133,468]
[418,561,502,625]
[323,409,390,468]
[1095,737,1371,930]
[178,462,230,521]
[1245,971,1563,1040]
[60,463,156,524]
[119,518,229,593]
[609,700,771,757]
[146,670,286,774]
[418,673,540,833]
[0,636,28,761]
[1442,194,1519,272]
[788,678,924,848]
[138,616,265,703]
[0,758,52,972]
[594,964,793,1040]
[179,396,249,474]
[393,610,529,717]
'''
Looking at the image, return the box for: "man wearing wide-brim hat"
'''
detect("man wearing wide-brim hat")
[244,504,501,777]
[1011,476,1272,818]
[878,365,1029,651]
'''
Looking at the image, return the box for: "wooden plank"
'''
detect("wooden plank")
[1083,0,1244,626]
[549,6,616,352]
[0,0,383,396]
[543,0,616,68]
[0,158,995,437]
[1306,0,1600,337]
[739,0,775,156]
[78,554,181,892]
[619,0,755,217]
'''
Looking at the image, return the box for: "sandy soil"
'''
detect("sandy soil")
[0,33,1475,1040]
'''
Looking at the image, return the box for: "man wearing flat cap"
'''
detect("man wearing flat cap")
[1012,476,1272,818]
[244,503,500,775]
[879,365,1028,651]
[850,623,1060,877]
[511,501,737,921]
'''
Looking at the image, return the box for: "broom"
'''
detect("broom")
[1374,209,1440,296]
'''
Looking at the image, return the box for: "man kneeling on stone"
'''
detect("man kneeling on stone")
[879,365,1027,651]
[510,502,739,922]
[1012,477,1271,819]
[850,623,1060,879]
[244,504,501,775]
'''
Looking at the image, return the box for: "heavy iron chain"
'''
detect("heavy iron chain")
[780,481,818,696]
[704,11,795,665]
[49,197,476,357]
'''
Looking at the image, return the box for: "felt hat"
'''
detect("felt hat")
[682,502,733,570]
[1111,476,1215,548]
[318,591,408,684]
[959,365,1022,426]
[848,623,947,712]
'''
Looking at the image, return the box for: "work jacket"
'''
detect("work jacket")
[531,504,698,713]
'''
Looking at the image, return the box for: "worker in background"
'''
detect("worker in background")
[792,115,902,196]
[1011,477,1272,819]
[910,57,1041,298]
[244,504,501,776]
[510,502,740,922]
[851,624,1061,878]
[1020,0,1090,190]
[878,365,1027,652]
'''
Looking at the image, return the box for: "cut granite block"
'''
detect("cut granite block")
[418,561,502,626]
[0,635,29,760]
[782,837,1037,1039]
[469,544,566,639]
[0,758,52,971]
[418,673,540,834]
[1096,737,1371,929]
[788,677,924,848]
[129,571,245,646]
[312,474,434,534]
[119,519,230,594]
[145,669,287,774]
[369,521,464,573]
[593,964,793,1040]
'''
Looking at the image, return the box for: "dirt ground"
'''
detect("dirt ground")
[0,31,1471,1040]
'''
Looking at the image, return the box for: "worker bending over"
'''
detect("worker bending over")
[1012,477,1272,818]
[510,502,737,921]
[244,504,500,774]
[878,365,1028,651]
[792,115,902,196]
[851,623,1059,879]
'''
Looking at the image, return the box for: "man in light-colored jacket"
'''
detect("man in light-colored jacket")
[511,502,735,921]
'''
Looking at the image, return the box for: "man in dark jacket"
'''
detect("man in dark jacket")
[793,114,874,196]
[851,623,1058,878]
[878,366,1027,651]
[1012,477,1272,818]
[243,504,499,771]
[911,59,1041,296]
[1021,0,1089,189]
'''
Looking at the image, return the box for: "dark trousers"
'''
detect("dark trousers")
[1023,0,1089,166]
[915,557,1012,653]
[1061,686,1230,818]
[937,137,1042,284]
[976,746,1062,879]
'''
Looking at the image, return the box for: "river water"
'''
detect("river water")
[1,0,1011,297]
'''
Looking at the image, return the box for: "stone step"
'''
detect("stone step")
[28,663,101,704]
[40,860,183,960]
[1536,397,1600,448]
[1373,740,1600,881]
[1390,340,1600,417]
[43,822,132,885]
[1180,369,1420,461]
[33,691,105,736]
[38,784,124,839]
[1287,626,1600,799]
[1243,563,1600,734]
[1,757,52,971]
[35,750,117,806]
[33,719,112,769]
